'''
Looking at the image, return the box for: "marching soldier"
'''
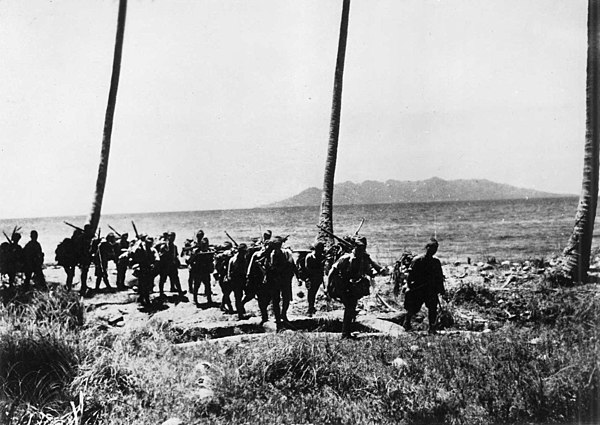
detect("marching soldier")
[23,230,45,287]
[304,241,326,316]
[157,232,184,298]
[188,235,214,305]
[403,238,446,334]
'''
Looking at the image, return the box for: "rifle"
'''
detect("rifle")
[2,231,11,244]
[108,225,122,237]
[316,224,354,250]
[131,221,140,239]
[224,231,239,248]
[64,221,83,232]
[354,218,365,236]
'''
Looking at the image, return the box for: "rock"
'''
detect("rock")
[453,261,461,266]
[480,264,494,271]
[511,262,520,268]
[501,260,511,267]
[161,418,184,425]
[108,315,124,326]
[196,387,215,402]
[476,262,485,267]
[392,357,408,369]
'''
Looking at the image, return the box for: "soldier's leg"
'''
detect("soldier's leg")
[306,278,320,315]
[233,279,245,319]
[65,266,74,290]
[116,261,127,289]
[23,270,33,286]
[188,270,194,294]
[281,279,292,322]
[425,295,439,333]
[203,273,212,303]
[220,280,234,312]
[170,268,183,294]
[158,270,167,296]
[34,265,46,286]
[271,285,282,325]
[403,290,424,331]
[80,264,89,295]
[341,296,358,338]
[190,272,199,304]
[257,285,270,323]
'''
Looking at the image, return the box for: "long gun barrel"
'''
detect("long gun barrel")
[354,218,365,236]
[224,231,239,248]
[2,231,11,244]
[63,221,83,232]
[316,225,354,250]
[108,225,122,237]
[131,221,140,239]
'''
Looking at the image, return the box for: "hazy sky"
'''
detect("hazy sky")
[0,0,587,219]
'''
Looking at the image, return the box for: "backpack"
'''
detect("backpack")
[55,238,76,267]
[326,268,343,301]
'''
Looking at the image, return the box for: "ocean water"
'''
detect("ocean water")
[0,197,588,265]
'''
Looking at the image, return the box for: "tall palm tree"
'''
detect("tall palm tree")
[563,0,600,283]
[87,0,128,233]
[318,0,351,244]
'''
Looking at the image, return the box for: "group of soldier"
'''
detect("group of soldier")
[0,228,46,288]
[1,221,447,338]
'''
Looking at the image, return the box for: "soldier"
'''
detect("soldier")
[214,241,234,312]
[157,232,184,298]
[115,233,130,290]
[188,236,214,305]
[328,236,382,339]
[56,233,78,290]
[74,224,94,296]
[23,230,45,287]
[93,233,117,291]
[131,236,159,306]
[263,236,296,330]
[403,238,446,334]
[304,241,326,316]
[228,243,248,320]
[243,238,270,308]
[3,232,23,287]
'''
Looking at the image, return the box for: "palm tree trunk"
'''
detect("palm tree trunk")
[563,0,600,283]
[87,0,128,232]
[318,0,351,244]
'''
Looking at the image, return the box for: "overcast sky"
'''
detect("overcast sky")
[0,0,587,219]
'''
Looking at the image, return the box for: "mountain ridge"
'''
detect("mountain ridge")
[263,177,573,208]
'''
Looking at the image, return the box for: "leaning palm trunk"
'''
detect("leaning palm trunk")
[318,0,351,244]
[87,0,127,233]
[563,0,600,283]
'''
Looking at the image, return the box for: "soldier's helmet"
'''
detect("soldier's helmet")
[238,243,248,252]
[106,233,116,242]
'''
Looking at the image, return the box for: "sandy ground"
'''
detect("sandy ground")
[35,256,558,340]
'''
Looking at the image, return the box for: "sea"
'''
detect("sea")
[0,197,590,265]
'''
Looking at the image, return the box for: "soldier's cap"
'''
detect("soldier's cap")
[196,229,204,236]
[106,232,116,240]
[145,236,154,243]
[223,241,233,248]
[121,232,129,238]
[263,230,272,238]
[138,233,147,240]
[353,236,367,247]
[238,243,248,251]
[272,236,285,245]
[426,238,439,249]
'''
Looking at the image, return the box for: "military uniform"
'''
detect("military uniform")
[23,231,45,286]
[403,239,445,333]
[304,242,325,316]
[187,237,214,305]
[227,244,248,319]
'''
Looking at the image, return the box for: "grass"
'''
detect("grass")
[0,273,598,424]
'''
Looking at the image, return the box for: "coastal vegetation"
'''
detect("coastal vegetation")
[0,267,597,424]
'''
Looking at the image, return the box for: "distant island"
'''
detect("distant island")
[263,177,573,208]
